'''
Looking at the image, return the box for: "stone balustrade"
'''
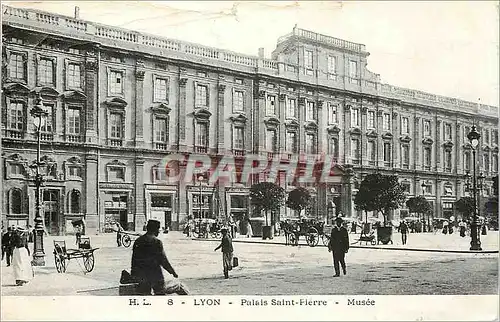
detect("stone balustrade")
[2,5,497,117]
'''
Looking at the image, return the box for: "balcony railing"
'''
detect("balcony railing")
[5,129,23,139]
[155,142,168,150]
[66,134,82,143]
[40,133,54,141]
[233,149,245,156]
[109,138,123,147]
[194,146,208,153]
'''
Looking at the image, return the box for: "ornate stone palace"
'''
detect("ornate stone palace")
[1,5,498,235]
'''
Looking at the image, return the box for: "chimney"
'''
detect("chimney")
[74,6,80,19]
[258,47,265,59]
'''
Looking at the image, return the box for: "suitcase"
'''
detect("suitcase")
[232,256,239,268]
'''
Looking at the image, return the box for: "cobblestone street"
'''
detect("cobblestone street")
[1,231,498,296]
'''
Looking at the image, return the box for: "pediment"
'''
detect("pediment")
[399,135,412,143]
[381,132,393,140]
[107,159,126,167]
[483,145,491,152]
[349,127,362,135]
[285,118,299,128]
[3,82,30,96]
[443,141,454,149]
[33,86,59,99]
[193,108,212,120]
[327,125,341,134]
[422,137,434,145]
[40,155,56,164]
[304,121,318,131]
[462,143,472,150]
[67,156,82,164]
[366,129,378,138]
[104,97,128,109]
[228,113,248,123]
[60,90,87,101]
[151,103,171,115]
[6,153,27,162]
[264,116,280,127]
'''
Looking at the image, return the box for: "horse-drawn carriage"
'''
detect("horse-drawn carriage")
[281,218,326,247]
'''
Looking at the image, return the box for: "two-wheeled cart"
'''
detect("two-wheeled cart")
[53,237,99,273]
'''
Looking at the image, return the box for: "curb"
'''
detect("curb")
[191,237,499,254]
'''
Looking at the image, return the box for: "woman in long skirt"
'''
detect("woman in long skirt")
[12,228,32,286]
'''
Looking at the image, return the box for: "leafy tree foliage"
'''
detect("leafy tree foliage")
[250,182,286,226]
[354,173,406,226]
[406,196,432,216]
[454,197,475,218]
[286,187,312,219]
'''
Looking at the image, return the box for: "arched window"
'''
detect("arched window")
[70,190,81,213]
[10,188,22,214]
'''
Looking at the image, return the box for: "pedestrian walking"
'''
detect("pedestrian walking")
[328,217,349,277]
[350,221,357,234]
[2,227,14,266]
[12,227,32,286]
[75,224,82,247]
[116,222,124,247]
[399,220,409,245]
[214,227,234,279]
[246,220,253,238]
[130,219,189,295]
[459,220,466,237]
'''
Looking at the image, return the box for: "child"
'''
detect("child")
[214,228,234,279]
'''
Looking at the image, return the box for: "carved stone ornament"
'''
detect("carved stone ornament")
[317,100,324,108]
[3,82,30,96]
[60,90,87,101]
[193,108,212,120]
[344,104,351,112]
[151,103,171,115]
[278,94,286,101]
[381,132,393,140]
[361,107,368,114]
[67,156,83,164]
[229,113,248,124]
[33,86,59,99]
[298,97,306,106]
[218,84,226,93]
[442,141,454,149]
[85,60,98,71]
[135,70,145,81]
[179,78,188,87]
[327,125,341,134]
[422,137,434,145]
[304,120,318,131]
[366,129,378,138]
[104,97,128,109]
[399,135,412,143]
[349,127,362,135]
[285,119,299,128]
[264,116,280,128]
[258,90,266,99]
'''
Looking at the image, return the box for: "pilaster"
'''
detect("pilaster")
[134,155,145,231]
[414,116,420,170]
[178,77,188,152]
[376,109,383,167]
[134,66,145,147]
[435,119,442,172]
[217,83,226,154]
[278,93,286,154]
[298,97,306,154]
[84,150,99,234]
[84,53,98,144]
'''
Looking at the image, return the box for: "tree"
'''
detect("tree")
[406,196,432,231]
[249,182,286,226]
[454,197,475,219]
[286,187,312,219]
[354,173,406,226]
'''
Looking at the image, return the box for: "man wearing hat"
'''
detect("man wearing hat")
[328,217,350,277]
[2,226,14,266]
[214,227,234,279]
[130,219,189,295]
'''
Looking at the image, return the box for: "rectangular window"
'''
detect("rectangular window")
[402,145,410,166]
[154,78,168,102]
[67,108,81,135]
[367,111,375,129]
[445,150,452,172]
[351,108,359,127]
[305,50,313,69]
[155,118,168,142]
[9,53,25,80]
[327,55,336,75]
[38,58,54,85]
[367,141,376,161]
[306,101,316,121]
[286,98,296,118]
[196,84,208,107]
[67,63,81,88]
[349,60,357,80]
[383,142,391,163]
[330,137,339,158]
[266,95,276,116]
[233,91,244,111]
[423,120,431,136]
[110,113,123,139]
[444,123,452,141]
[110,70,123,94]
[195,122,208,147]
[68,166,82,178]
[328,103,337,124]
[464,152,471,171]
[383,113,391,131]
[351,138,360,160]
[401,117,409,135]
[305,133,316,154]
[8,102,23,131]
[109,167,125,181]
[233,126,244,150]
[40,104,53,132]
[424,147,431,168]
[286,131,297,153]
[483,154,490,172]
[266,129,276,152]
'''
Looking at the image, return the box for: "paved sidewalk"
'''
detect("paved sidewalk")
[197,230,499,253]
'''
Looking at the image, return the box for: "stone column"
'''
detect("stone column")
[217,84,226,154]
[392,112,399,168]
[435,119,441,172]
[84,55,98,144]
[84,150,99,234]
[278,94,286,154]
[178,77,188,152]
[134,67,145,147]
[134,155,145,231]
[414,116,420,170]
[377,110,383,167]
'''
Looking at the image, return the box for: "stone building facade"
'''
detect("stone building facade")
[1,6,498,235]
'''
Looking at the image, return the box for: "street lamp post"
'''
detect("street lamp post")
[198,175,205,238]
[420,182,428,233]
[466,125,482,251]
[30,94,48,266]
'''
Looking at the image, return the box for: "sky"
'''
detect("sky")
[5,1,500,106]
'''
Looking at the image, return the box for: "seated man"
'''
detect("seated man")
[131,219,189,295]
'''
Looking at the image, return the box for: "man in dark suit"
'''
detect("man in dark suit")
[131,219,189,295]
[328,217,349,277]
[2,226,14,266]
